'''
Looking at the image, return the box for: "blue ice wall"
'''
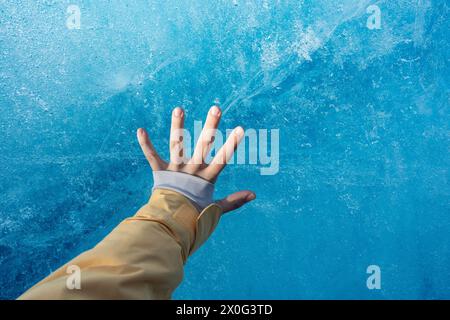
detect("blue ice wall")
[0,0,449,299]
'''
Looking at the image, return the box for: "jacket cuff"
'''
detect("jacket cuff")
[135,189,222,261]
[152,171,214,210]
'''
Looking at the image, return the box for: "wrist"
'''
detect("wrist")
[136,188,222,259]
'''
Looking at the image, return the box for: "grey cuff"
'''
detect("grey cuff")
[152,171,215,211]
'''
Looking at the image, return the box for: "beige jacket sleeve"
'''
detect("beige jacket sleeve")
[18,188,222,300]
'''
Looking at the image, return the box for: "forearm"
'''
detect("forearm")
[18,189,222,300]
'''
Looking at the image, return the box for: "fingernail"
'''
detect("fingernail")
[235,126,244,138]
[210,106,221,117]
[247,193,256,201]
[137,128,144,136]
[173,107,183,118]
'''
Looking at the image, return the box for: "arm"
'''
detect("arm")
[19,188,222,300]
[19,106,255,300]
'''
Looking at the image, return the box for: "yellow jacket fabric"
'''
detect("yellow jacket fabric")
[18,188,222,300]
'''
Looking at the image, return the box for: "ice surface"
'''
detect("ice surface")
[0,0,449,299]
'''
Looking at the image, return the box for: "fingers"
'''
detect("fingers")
[170,107,185,165]
[206,126,244,178]
[216,190,256,214]
[190,106,221,165]
[137,128,167,171]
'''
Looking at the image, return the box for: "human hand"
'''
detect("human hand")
[137,106,256,213]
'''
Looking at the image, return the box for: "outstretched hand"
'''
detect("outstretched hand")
[137,106,256,213]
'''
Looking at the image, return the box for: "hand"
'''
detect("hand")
[137,106,256,213]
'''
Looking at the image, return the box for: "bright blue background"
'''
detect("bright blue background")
[0,0,449,299]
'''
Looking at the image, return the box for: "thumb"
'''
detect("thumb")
[216,190,256,214]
